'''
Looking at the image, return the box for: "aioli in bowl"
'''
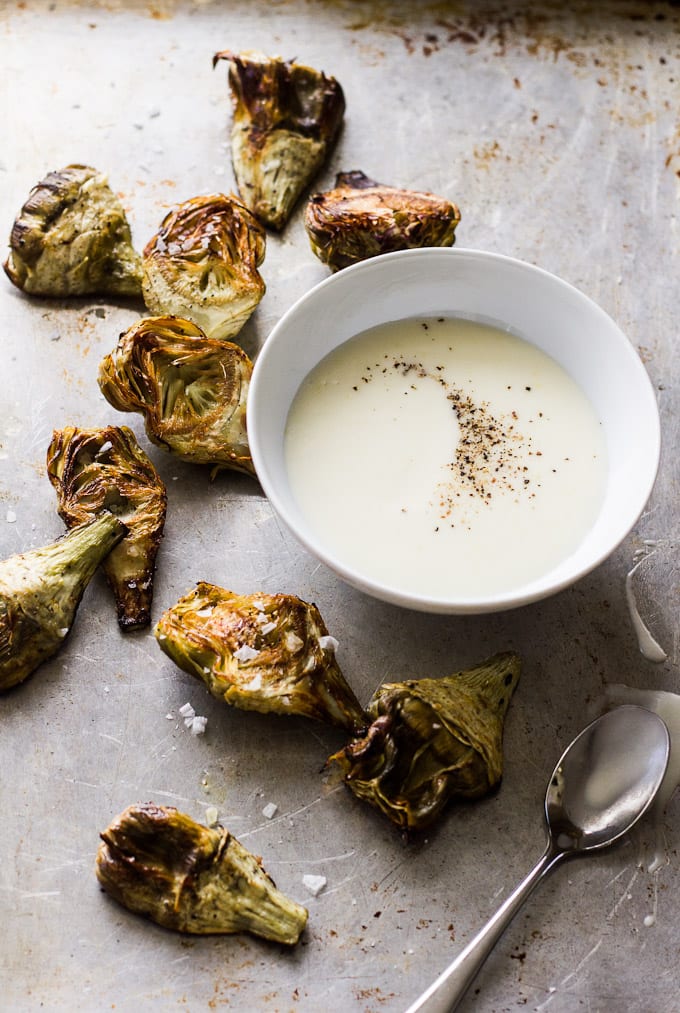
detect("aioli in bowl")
[284,315,607,600]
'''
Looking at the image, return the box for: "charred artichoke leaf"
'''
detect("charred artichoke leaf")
[96,803,308,944]
[142,194,265,341]
[213,50,345,231]
[329,652,520,831]
[97,315,255,476]
[0,513,125,691]
[46,426,167,631]
[3,164,143,297]
[305,170,461,271]
[154,582,366,732]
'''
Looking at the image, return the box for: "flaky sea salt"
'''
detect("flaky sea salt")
[302,874,327,897]
[285,632,304,654]
[6,509,16,523]
[262,802,278,820]
[319,635,339,653]
[205,806,219,826]
[190,715,208,736]
[234,644,259,663]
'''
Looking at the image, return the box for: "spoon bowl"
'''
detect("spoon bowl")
[546,704,671,853]
[406,704,670,1013]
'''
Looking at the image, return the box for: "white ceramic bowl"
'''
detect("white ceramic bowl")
[248,248,660,614]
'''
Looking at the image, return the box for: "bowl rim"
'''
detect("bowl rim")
[248,246,661,614]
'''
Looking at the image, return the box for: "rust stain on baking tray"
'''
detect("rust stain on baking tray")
[342,0,680,147]
[343,1,680,68]
[354,984,397,1008]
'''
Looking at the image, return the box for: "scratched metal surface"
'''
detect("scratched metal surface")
[1,2,679,1011]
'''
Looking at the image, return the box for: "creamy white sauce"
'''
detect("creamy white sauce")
[284,316,608,599]
[625,552,668,663]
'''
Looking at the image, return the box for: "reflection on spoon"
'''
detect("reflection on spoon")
[600,683,680,889]
[602,685,680,813]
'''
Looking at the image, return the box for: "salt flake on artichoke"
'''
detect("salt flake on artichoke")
[0,513,125,692]
[142,194,265,341]
[213,50,345,231]
[329,652,520,832]
[154,582,366,732]
[3,164,143,297]
[96,802,308,944]
[305,170,461,271]
[46,426,167,631]
[97,315,255,476]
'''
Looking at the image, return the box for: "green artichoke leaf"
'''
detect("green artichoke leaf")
[97,315,255,476]
[213,50,345,231]
[3,164,143,297]
[46,426,167,630]
[142,194,265,341]
[305,170,461,271]
[0,513,125,691]
[96,802,308,944]
[329,651,521,831]
[154,582,366,732]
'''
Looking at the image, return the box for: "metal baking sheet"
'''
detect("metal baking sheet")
[2,2,678,1011]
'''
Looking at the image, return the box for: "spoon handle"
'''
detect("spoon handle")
[404,845,564,1013]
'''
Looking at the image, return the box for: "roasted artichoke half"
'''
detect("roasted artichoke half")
[213,50,345,230]
[142,194,266,341]
[96,803,308,944]
[305,171,461,271]
[0,513,125,691]
[46,426,167,631]
[154,582,366,732]
[3,164,143,297]
[329,652,520,832]
[97,315,255,476]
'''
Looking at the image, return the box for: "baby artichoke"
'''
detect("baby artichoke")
[46,426,167,631]
[3,164,143,297]
[329,652,520,832]
[305,170,461,271]
[0,513,125,691]
[96,803,308,944]
[97,315,255,476]
[154,582,366,732]
[213,50,345,230]
[142,194,266,341]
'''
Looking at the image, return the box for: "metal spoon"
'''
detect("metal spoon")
[405,704,670,1013]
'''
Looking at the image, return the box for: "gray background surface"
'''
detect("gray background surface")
[1,2,678,1011]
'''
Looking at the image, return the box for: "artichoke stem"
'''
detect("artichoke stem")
[29,512,125,592]
[0,513,126,691]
